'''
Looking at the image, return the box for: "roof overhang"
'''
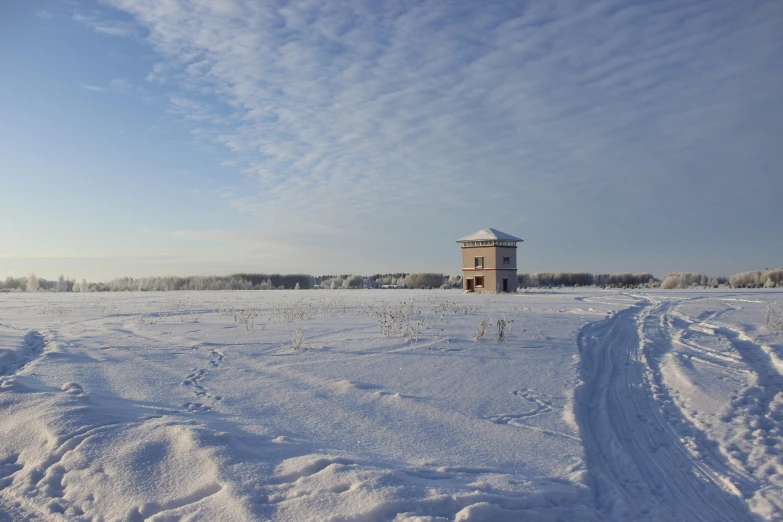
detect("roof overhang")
[456,228,523,243]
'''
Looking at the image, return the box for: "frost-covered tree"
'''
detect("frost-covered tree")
[730,269,783,288]
[402,273,445,289]
[27,273,38,292]
[343,275,364,289]
[1,276,25,291]
[661,273,723,289]
[56,275,68,292]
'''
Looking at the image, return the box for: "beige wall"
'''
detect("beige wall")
[461,246,517,293]
[461,246,516,270]
[463,270,495,292]
[462,245,491,269]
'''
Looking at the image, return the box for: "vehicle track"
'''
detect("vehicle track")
[574,298,754,521]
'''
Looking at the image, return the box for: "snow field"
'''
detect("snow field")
[1,290,612,521]
[0,289,781,521]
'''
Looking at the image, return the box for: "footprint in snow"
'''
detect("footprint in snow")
[183,402,211,413]
[486,389,555,425]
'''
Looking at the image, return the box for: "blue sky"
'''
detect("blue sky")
[1,0,781,280]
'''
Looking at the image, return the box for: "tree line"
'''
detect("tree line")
[2,268,780,292]
[0,273,459,292]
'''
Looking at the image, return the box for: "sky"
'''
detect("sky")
[1,0,781,280]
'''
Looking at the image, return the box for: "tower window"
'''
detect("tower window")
[474,257,484,268]
[503,256,510,264]
[475,276,484,288]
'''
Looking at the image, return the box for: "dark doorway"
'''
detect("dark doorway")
[466,278,475,292]
[502,278,509,292]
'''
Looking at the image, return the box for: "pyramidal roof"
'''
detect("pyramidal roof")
[456,228,523,243]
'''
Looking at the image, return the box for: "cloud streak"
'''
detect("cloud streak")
[73,12,140,38]
[80,83,106,92]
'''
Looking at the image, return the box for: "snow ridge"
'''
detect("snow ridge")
[0,329,46,379]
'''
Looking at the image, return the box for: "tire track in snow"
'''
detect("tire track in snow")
[719,326,783,380]
[575,299,754,521]
[642,304,761,499]
[661,302,783,514]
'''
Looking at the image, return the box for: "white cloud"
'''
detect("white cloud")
[94,0,783,272]
[80,83,106,92]
[79,78,145,97]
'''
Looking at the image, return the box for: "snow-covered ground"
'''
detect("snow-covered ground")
[0,289,781,521]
